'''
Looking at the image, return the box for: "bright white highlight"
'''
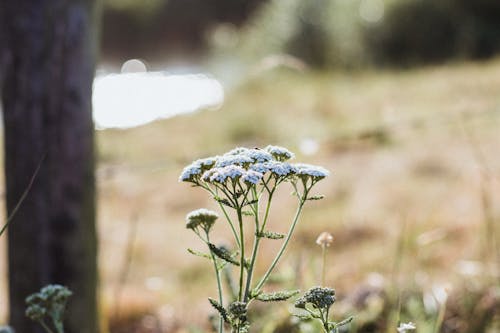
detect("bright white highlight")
[92,71,224,129]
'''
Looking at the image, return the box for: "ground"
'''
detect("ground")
[1,59,499,332]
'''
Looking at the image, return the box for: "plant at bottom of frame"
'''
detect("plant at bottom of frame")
[0,326,14,333]
[180,145,329,333]
[25,284,72,333]
[294,286,353,333]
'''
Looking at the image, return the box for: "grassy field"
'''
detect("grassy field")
[96,59,500,332]
[2,59,498,332]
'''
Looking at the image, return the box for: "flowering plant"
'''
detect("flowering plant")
[180,146,329,333]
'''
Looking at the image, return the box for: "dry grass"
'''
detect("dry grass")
[95,59,500,331]
[1,59,500,331]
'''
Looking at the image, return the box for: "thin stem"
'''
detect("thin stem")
[433,299,447,333]
[204,186,240,248]
[321,245,327,286]
[237,208,245,301]
[207,232,225,333]
[0,153,45,237]
[254,193,307,292]
[243,189,276,301]
[38,320,55,333]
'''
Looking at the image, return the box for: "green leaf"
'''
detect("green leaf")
[243,199,258,207]
[255,290,300,302]
[307,194,325,201]
[208,243,240,266]
[292,313,314,321]
[214,196,234,208]
[256,230,285,239]
[208,298,230,324]
[187,248,211,259]
[334,316,354,327]
[241,210,254,216]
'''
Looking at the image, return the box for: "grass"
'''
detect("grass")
[2,59,500,331]
[95,59,499,332]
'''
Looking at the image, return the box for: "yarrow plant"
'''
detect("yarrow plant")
[180,146,330,332]
[294,287,353,333]
[25,284,72,333]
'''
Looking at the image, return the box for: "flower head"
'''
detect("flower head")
[179,162,202,182]
[250,161,297,178]
[186,209,219,232]
[215,154,253,168]
[25,285,72,323]
[316,232,334,247]
[242,170,264,185]
[244,148,273,163]
[294,286,335,310]
[203,165,246,184]
[179,156,218,182]
[265,145,295,161]
[294,163,329,180]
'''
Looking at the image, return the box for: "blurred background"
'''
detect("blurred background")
[2,0,500,332]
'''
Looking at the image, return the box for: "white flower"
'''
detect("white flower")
[186,208,219,230]
[179,162,202,182]
[250,161,297,177]
[244,149,273,163]
[269,161,297,176]
[242,170,264,185]
[249,163,270,174]
[294,163,329,179]
[179,156,218,182]
[225,147,250,155]
[397,322,416,332]
[203,165,246,183]
[197,156,218,168]
[215,154,253,168]
[265,145,295,161]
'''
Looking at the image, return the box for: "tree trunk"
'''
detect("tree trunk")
[0,1,100,332]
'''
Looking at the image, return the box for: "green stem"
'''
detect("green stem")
[38,320,56,333]
[254,195,307,292]
[204,186,240,248]
[243,190,274,302]
[237,208,245,301]
[321,245,327,286]
[207,232,225,333]
[433,299,447,333]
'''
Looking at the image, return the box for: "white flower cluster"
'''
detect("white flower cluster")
[295,163,330,179]
[250,161,297,177]
[264,145,295,161]
[179,157,218,182]
[203,165,246,183]
[186,208,219,230]
[242,170,264,185]
[180,146,329,185]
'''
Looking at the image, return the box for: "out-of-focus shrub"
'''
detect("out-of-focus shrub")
[219,0,500,69]
[365,0,461,66]
[365,0,500,67]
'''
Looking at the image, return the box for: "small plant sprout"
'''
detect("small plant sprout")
[397,322,417,332]
[25,284,72,333]
[316,231,334,286]
[0,326,14,333]
[294,287,353,333]
[181,146,328,333]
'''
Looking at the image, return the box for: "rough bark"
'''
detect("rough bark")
[0,1,100,332]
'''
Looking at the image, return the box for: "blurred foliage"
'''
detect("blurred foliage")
[211,0,500,68]
[101,0,266,61]
[367,0,500,66]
